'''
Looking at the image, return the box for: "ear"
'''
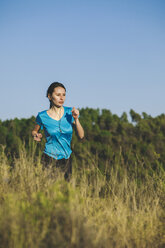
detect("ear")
[47,93,52,100]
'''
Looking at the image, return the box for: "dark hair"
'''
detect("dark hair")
[47,82,66,108]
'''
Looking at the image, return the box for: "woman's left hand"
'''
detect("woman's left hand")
[71,107,79,120]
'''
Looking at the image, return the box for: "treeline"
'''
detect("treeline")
[1,108,165,171]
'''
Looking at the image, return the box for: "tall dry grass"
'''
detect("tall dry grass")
[0,143,165,248]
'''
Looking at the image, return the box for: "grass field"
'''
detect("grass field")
[0,144,165,248]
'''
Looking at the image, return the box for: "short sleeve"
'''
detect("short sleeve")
[36,113,44,130]
[71,114,75,124]
[68,107,75,124]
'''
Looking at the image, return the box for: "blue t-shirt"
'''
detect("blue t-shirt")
[36,106,74,160]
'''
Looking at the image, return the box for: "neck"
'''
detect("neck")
[50,105,63,114]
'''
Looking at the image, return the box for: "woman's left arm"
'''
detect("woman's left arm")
[72,107,84,139]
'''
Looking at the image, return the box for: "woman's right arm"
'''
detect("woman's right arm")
[32,124,42,142]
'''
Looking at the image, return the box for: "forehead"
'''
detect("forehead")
[53,87,66,93]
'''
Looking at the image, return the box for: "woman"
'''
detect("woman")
[32,82,84,180]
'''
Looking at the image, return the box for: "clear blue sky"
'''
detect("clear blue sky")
[0,0,165,120]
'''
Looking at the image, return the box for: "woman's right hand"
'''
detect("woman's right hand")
[33,133,42,142]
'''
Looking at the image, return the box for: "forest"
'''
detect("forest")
[1,107,165,171]
[0,108,165,247]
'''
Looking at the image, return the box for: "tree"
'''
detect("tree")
[130,109,141,123]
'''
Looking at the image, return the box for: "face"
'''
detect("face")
[48,87,66,107]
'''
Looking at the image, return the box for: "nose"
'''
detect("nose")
[60,96,64,101]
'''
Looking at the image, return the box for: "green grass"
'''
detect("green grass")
[0,144,165,248]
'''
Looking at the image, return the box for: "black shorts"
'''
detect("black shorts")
[41,153,72,181]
